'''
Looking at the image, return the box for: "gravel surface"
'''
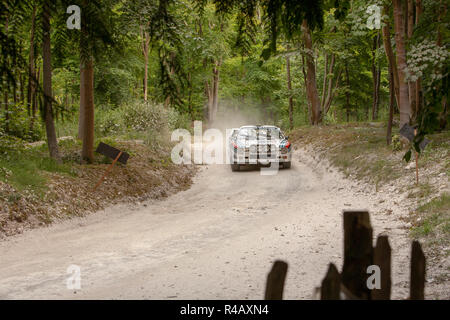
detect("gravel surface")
[0,148,446,299]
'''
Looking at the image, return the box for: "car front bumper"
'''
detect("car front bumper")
[231,150,292,164]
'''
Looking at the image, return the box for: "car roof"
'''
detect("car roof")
[239,125,280,130]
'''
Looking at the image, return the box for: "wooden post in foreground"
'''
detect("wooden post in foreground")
[372,235,391,300]
[341,211,373,299]
[93,151,123,191]
[321,263,341,300]
[410,240,426,300]
[265,260,288,300]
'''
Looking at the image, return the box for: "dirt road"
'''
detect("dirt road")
[0,149,414,299]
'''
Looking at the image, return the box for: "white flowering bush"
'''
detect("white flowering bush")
[122,101,168,133]
[97,108,123,136]
[95,100,191,142]
[346,0,384,36]
[406,39,450,87]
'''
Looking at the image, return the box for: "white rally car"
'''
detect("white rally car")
[228,125,292,171]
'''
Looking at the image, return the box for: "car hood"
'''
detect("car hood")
[236,138,289,148]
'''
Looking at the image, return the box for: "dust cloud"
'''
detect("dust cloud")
[209,100,268,132]
[196,101,269,164]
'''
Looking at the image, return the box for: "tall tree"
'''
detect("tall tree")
[28,4,38,131]
[393,0,411,127]
[42,0,60,160]
[75,0,114,162]
[371,32,381,120]
[382,4,400,110]
[302,20,321,125]
[286,52,293,130]
[140,23,150,101]
[386,61,395,145]
[79,4,95,163]
[407,0,417,120]
[414,0,422,118]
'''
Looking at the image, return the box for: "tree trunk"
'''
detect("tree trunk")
[437,0,447,129]
[320,52,328,109]
[20,72,25,104]
[79,1,95,163]
[371,32,381,120]
[78,63,85,140]
[30,65,39,131]
[301,47,310,122]
[382,4,400,110]
[13,76,17,105]
[143,44,148,101]
[205,79,212,122]
[187,71,193,120]
[322,54,340,116]
[286,53,294,130]
[407,0,417,120]
[387,64,395,145]
[3,16,9,133]
[42,1,60,160]
[415,0,422,116]
[163,52,175,109]
[393,0,411,127]
[140,24,150,101]
[323,68,342,116]
[302,20,321,125]
[3,90,8,133]
[81,58,94,162]
[345,63,351,122]
[211,60,221,123]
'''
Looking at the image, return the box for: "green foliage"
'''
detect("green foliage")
[391,134,401,151]
[0,129,25,154]
[1,0,448,165]
[0,142,75,194]
[0,102,43,141]
[411,193,450,239]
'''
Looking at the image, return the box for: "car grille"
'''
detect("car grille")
[235,143,280,162]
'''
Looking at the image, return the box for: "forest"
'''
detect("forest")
[0,0,449,301]
[0,0,449,162]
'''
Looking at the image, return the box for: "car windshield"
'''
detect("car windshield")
[237,127,283,140]
[238,128,257,139]
[259,127,283,139]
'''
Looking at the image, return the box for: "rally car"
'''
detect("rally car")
[228,125,292,171]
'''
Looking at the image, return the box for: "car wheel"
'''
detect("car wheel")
[231,163,240,171]
[283,161,291,169]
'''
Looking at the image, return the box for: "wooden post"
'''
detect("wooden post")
[410,240,426,300]
[321,263,341,300]
[341,211,373,299]
[93,151,123,191]
[371,235,391,300]
[265,260,288,300]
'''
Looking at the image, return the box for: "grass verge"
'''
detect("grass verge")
[0,136,196,238]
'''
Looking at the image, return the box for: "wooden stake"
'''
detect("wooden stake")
[410,240,426,300]
[321,263,341,300]
[93,151,123,191]
[265,260,288,300]
[341,211,373,299]
[372,235,391,300]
